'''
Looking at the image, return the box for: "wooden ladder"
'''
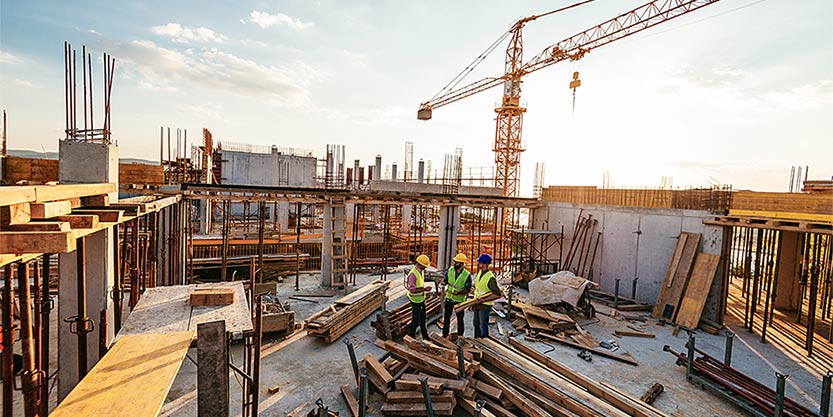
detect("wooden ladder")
[329,197,348,290]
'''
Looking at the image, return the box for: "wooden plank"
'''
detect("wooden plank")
[4,221,70,232]
[53,214,99,229]
[478,368,550,417]
[0,186,36,206]
[385,390,455,404]
[380,401,455,416]
[0,231,76,254]
[380,340,461,379]
[73,209,123,223]
[401,373,469,391]
[652,234,687,318]
[81,194,111,207]
[340,384,360,417]
[33,183,116,203]
[30,200,72,219]
[364,353,394,386]
[674,253,720,329]
[190,288,235,306]
[613,330,656,338]
[394,379,443,394]
[0,203,31,225]
[507,338,668,417]
[470,379,503,401]
[50,331,193,417]
[654,232,701,320]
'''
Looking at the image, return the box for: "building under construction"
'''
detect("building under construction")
[0,1,832,417]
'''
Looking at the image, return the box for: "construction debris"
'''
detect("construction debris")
[371,292,442,340]
[305,280,390,343]
[261,294,295,334]
[640,383,664,405]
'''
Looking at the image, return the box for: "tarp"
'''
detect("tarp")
[527,271,591,307]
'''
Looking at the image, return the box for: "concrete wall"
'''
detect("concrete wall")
[220,149,316,187]
[533,202,725,320]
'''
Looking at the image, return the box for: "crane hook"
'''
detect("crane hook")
[569,71,582,117]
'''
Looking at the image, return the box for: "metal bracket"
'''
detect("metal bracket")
[64,315,95,334]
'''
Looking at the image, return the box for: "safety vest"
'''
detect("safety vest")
[445,266,470,303]
[474,270,496,306]
[406,267,425,303]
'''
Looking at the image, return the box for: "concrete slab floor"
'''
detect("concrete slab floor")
[9,273,829,416]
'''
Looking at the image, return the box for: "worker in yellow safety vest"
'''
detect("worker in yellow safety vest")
[472,253,501,338]
[405,254,433,339]
[442,253,471,338]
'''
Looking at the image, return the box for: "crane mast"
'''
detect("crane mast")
[419,0,723,200]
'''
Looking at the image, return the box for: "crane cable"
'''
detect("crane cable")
[428,0,599,103]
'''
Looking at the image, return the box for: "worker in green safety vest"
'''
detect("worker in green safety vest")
[472,253,501,338]
[442,253,472,338]
[405,254,433,340]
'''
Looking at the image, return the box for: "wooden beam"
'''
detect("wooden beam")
[52,215,99,229]
[340,384,360,417]
[0,186,37,206]
[0,231,76,254]
[198,321,229,417]
[0,203,31,225]
[4,222,71,232]
[81,194,110,207]
[30,200,72,219]
[72,209,123,223]
[33,183,116,203]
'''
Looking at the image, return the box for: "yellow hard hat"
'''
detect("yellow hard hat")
[416,254,430,267]
[453,253,467,263]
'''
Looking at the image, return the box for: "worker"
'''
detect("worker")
[406,254,432,340]
[472,253,501,338]
[442,253,471,338]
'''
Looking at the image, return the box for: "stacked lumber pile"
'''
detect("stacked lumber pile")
[348,333,668,417]
[371,292,442,340]
[653,232,721,333]
[511,301,639,365]
[305,280,390,343]
[119,163,164,185]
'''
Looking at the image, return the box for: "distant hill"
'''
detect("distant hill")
[7,149,157,165]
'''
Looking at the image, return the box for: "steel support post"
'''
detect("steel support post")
[774,372,788,417]
[724,331,734,367]
[686,334,695,382]
[419,377,436,417]
[821,371,832,417]
[358,367,368,417]
[2,265,13,417]
[343,338,359,384]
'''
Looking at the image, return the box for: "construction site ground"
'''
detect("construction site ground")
[7,272,826,416]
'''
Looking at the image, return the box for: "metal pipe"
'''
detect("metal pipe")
[40,255,50,417]
[724,331,734,367]
[419,377,436,417]
[822,371,832,417]
[686,334,695,382]
[2,265,14,417]
[614,278,620,309]
[252,296,262,417]
[358,367,368,417]
[774,373,787,417]
[456,339,466,378]
[76,237,89,378]
[343,338,359,384]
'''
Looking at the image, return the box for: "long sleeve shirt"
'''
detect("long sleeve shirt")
[443,267,472,293]
[407,271,419,292]
[472,271,501,311]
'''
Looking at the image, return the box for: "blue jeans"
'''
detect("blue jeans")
[472,308,490,338]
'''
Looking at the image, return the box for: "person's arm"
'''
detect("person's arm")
[487,276,501,297]
[407,272,430,293]
[455,274,472,295]
[442,270,449,286]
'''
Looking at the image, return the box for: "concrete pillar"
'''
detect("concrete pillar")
[437,206,460,272]
[374,155,382,181]
[57,140,118,400]
[353,159,360,188]
[418,160,425,184]
[198,199,212,235]
[321,202,346,287]
[775,231,801,310]
[391,163,398,181]
[276,202,290,233]
[401,204,412,234]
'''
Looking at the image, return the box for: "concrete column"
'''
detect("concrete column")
[418,160,425,183]
[401,205,412,234]
[198,199,212,235]
[437,206,460,272]
[374,156,382,181]
[276,202,290,233]
[57,140,118,400]
[775,231,801,310]
[391,163,398,181]
[321,202,346,287]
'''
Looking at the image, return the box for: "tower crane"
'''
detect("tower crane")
[418,0,723,199]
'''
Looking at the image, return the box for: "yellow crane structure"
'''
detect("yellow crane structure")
[418,0,723,199]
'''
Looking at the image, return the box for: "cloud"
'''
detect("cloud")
[249,11,313,30]
[178,103,225,121]
[240,39,269,48]
[111,39,318,104]
[0,51,23,65]
[150,23,227,44]
[759,80,833,110]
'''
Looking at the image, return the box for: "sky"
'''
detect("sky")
[0,0,831,195]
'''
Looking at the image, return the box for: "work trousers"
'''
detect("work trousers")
[442,300,466,337]
[472,308,490,338]
[408,301,429,340]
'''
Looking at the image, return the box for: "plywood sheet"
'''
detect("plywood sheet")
[675,253,720,329]
[117,282,252,341]
[51,331,193,417]
[653,232,700,320]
